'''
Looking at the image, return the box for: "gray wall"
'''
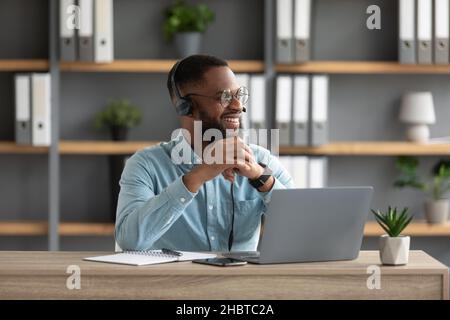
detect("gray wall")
[0,1,449,275]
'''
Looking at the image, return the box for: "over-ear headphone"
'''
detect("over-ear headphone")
[170,59,193,116]
[170,58,247,116]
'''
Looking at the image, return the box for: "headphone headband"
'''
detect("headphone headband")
[170,59,193,116]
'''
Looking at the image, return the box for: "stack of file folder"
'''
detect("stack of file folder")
[275,74,329,146]
[279,156,328,189]
[60,0,114,62]
[15,74,52,146]
[276,0,312,63]
[399,0,450,64]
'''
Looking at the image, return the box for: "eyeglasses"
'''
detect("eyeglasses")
[185,86,249,109]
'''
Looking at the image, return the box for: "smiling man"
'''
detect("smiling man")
[115,55,294,252]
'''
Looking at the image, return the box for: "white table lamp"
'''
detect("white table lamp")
[399,92,436,143]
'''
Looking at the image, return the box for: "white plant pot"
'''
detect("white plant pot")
[424,199,449,224]
[379,235,410,265]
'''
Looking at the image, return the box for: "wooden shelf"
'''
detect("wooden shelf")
[364,221,450,236]
[60,59,265,73]
[59,140,159,155]
[276,61,450,74]
[59,222,115,236]
[2,221,449,237]
[2,141,450,156]
[279,141,450,156]
[0,142,48,154]
[0,60,49,71]
[0,222,114,236]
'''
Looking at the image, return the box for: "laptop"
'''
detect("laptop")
[225,187,373,264]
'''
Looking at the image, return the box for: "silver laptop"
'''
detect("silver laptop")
[226,187,373,264]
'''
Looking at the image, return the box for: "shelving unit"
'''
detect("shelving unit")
[279,142,450,156]
[0,221,114,236]
[0,142,48,154]
[2,0,450,253]
[2,220,449,237]
[276,61,450,74]
[59,140,159,155]
[2,140,450,156]
[0,59,49,72]
[60,60,265,73]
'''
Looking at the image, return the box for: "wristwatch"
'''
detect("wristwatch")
[248,163,273,189]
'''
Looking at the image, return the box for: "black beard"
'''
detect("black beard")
[198,108,228,143]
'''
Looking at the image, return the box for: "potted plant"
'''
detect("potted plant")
[394,156,450,224]
[162,0,215,57]
[372,207,413,265]
[95,99,142,141]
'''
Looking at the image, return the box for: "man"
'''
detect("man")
[115,55,294,252]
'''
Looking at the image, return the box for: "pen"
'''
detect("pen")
[162,248,183,256]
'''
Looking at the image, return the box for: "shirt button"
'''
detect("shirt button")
[180,197,186,203]
[208,205,213,210]
[211,236,215,241]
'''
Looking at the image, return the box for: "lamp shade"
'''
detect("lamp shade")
[399,92,436,124]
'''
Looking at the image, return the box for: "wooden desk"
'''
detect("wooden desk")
[0,250,448,300]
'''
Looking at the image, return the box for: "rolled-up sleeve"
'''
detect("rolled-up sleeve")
[115,153,197,250]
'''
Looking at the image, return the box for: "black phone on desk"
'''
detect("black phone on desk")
[192,258,247,267]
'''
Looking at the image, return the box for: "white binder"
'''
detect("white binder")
[308,157,327,188]
[95,0,114,63]
[294,0,311,62]
[434,0,450,64]
[279,156,293,179]
[276,76,293,146]
[15,74,32,145]
[293,75,310,146]
[31,74,51,146]
[292,156,309,188]
[276,0,294,63]
[249,75,266,130]
[399,0,416,64]
[417,0,433,64]
[310,75,329,146]
[234,73,250,130]
[78,0,94,61]
[60,0,77,61]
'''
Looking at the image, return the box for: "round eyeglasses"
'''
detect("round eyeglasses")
[185,86,250,109]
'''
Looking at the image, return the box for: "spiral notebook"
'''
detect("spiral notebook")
[83,250,217,266]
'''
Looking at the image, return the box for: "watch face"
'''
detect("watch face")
[249,163,273,189]
[262,165,272,176]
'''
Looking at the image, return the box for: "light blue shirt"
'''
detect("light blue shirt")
[115,135,294,252]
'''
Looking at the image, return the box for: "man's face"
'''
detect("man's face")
[183,66,244,137]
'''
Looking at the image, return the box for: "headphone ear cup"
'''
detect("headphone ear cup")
[176,97,193,116]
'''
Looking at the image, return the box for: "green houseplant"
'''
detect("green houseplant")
[371,207,413,265]
[394,156,450,224]
[162,0,215,57]
[95,99,142,141]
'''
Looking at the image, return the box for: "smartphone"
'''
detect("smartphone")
[192,258,247,267]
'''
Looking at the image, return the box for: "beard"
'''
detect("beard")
[197,107,228,142]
